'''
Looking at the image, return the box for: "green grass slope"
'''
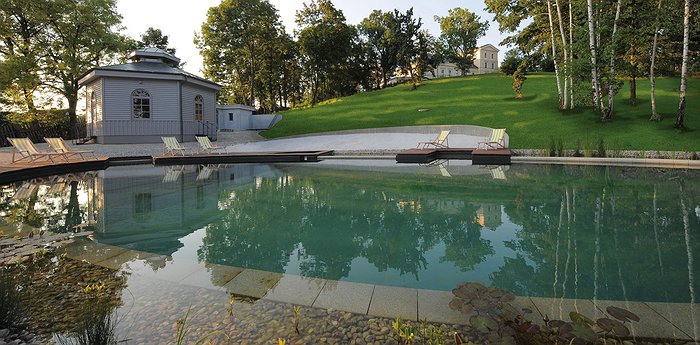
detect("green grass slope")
[262,73,699,151]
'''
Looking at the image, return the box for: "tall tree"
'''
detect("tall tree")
[602,0,623,121]
[546,0,564,109]
[358,10,397,89]
[393,8,422,88]
[649,0,664,121]
[586,0,602,112]
[0,0,48,114]
[197,0,284,106]
[674,0,691,129]
[296,0,355,105]
[137,27,176,55]
[435,8,488,77]
[43,0,127,130]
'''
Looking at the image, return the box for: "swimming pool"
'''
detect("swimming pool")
[2,161,698,303]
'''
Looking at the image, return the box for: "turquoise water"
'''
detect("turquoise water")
[2,162,699,303]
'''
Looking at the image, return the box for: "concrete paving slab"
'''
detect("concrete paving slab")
[591,299,686,340]
[62,240,129,263]
[224,269,283,298]
[262,274,326,306]
[417,289,468,325]
[313,281,374,315]
[645,301,700,341]
[92,249,156,270]
[528,296,598,322]
[368,285,417,321]
[179,263,245,291]
[130,257,205,283]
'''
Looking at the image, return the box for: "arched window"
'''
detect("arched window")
[131,89,150,119]
[194,95,203,121]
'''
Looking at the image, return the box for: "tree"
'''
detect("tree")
[674,0,691,129]
[42,0,127,130]
[196,0,285,107]
[392,8,422,89]
[137,27,176,55]
[358,10,397,89]
[435,8,488,77]
[602,0,623,122]
[586,0,602,112]
[649,0,664,121]
[500,48,525,76]
[296,0,356,105]
[0,0,48,114]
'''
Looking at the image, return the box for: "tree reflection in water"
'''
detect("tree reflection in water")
[1,164,698,303]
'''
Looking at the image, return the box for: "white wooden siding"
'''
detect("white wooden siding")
[182,84,217,124]
[102,78,179,121]
[85,80,103,136]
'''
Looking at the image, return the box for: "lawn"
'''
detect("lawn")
[262,73,700,151]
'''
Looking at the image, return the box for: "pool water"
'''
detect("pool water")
[2,161,699,303]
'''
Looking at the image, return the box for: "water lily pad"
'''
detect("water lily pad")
[597,317,630,336]
[470,315,499,332]
[548,319,567,328]
[569,311,595,326]
[606,306,640,322]
[569,322,597,342]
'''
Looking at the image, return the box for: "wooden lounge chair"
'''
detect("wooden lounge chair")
[7,137,67,163]
[162,137,190,156]
[477,128,507,150]
[418,130,450,149]
[196,135,226,154]
[45,137,96,160]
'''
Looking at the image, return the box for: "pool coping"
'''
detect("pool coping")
[59,239,700,342]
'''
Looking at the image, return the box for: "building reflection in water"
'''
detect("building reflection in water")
[0,163,698,305]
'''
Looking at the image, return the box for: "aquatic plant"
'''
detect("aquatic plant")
[392,317,417,345]
[55,286,121,345]
[292,305,301,335]
[450,281,642,344]
[0,268,25,330]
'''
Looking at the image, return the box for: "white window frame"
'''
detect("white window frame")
[131,89,151,119]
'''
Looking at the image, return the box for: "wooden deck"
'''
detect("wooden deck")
[395,148,511,165]
[152,150,334,166]
[0,152,109,184]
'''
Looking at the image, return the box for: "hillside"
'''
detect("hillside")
[262,73,700,151]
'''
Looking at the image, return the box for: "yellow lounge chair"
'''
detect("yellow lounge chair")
[478,128,507,150]
[7,137,68,163]
[418,130,450,149]
[196,136,226,154]
[45,137,96,160]
[12,181,38,201]
[162,136,190,156]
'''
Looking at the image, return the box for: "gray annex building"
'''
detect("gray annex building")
[79,48,221,144]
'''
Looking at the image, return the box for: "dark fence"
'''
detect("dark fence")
[0,122,87,147]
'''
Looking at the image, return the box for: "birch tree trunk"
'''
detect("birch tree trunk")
[650,0,663,121]
[555,0,569,110]
[569,1,575,109]
[674,0,690,129]
[587,0,601,111]
[602,0,622,121]
[547,0,565,110]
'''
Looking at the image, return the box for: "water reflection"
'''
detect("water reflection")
[1,162,698,303]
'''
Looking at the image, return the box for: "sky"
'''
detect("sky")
[116,0,507,77]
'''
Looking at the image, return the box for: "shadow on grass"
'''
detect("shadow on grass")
[500,95,537,102]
